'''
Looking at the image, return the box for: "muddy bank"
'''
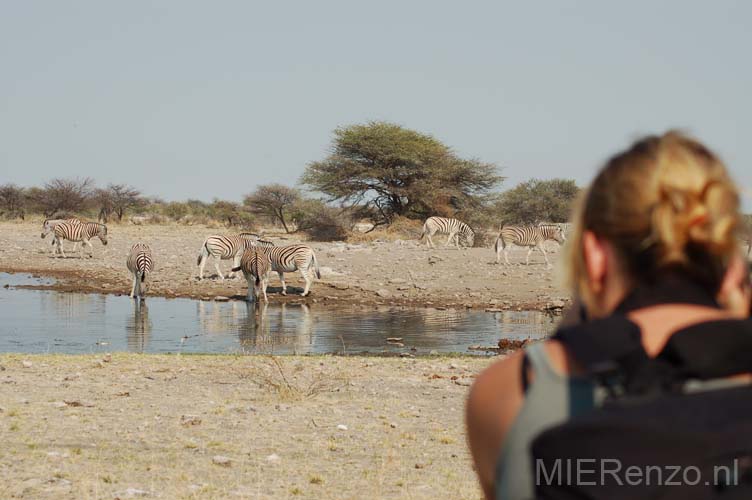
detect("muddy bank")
[0,353,491,499]
[0,221,571,311]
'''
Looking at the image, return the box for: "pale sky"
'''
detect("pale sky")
[1,1,750,208]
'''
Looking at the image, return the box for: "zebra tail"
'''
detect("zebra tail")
[197,241,209,266]
[231,266,241,272]
[140,271,146,283]
[312,252,321,279]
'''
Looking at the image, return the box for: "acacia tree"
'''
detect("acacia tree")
[33,177,95,217]
[301,122,502,226]
[0,184,26,218]
[495,178,579,225]
[243,184,301,232]
[108,184,143,221]
[93,184,143,222]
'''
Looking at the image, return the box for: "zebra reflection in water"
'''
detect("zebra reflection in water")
[126,300,152,352]
[238,303,313,353]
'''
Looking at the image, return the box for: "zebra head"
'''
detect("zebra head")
[98,224,108,245]
[41,219,53,239]
[552,224,566,244]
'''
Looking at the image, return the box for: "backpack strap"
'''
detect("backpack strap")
[554,317,676,397]
[659,318,752,379]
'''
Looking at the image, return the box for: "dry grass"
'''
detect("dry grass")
[0,353,490,499]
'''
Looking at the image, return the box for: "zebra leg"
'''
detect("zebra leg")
[245,274,255,302]
[426,230,435,249]
[134,273,142,298]
[198,254,207,280]
[84,239,94,258]
[130,274,137,298]
[539,244,552,269]
[259,277,269,302]
[300,268,313,296]
[445,231,456,247]
[57,237,67,259]
[503,246,511,266]
[525,247,534,266]
[214,257,225,280]
[228,253,241,279]
[278,271,287,295]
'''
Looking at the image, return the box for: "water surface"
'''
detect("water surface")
[0,273,555,355]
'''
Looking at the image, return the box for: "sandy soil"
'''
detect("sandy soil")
[0,353,492,499]
[0,221,570,311]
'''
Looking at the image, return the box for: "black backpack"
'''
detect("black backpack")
[531,313,752,500]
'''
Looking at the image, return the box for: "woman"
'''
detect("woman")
[466,131,751,500]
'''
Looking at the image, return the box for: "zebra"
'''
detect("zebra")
[196,234,274,280]
[53,221,108,258]
[242,237,276,250]
[494,223,566,268]
[254,244,321,297]
[41,218,81,254]
[232,247,272,302]
[421,216,475,249]
[126,242,153,299]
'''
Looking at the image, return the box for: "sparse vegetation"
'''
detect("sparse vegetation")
[0,353,488,499]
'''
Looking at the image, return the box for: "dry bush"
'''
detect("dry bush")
[234,357,349,401]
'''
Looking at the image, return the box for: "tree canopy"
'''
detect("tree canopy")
[301,122,502,225]
[496,178,579,225]
[243,184,301,233]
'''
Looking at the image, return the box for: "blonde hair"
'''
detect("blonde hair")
[567,131,741,300]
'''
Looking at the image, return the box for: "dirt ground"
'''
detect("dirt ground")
[0,221,570,311]
[0,353,493,499]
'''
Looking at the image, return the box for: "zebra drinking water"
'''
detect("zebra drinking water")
[53,221,108,258]
[126,242,153,299]
[196,233,267,280]
[250,244,321,297]
[494,223,566,268]
[421,217,475,249]
[233,247,272,302]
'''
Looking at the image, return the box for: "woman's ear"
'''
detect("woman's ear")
[717,253,751,318]
[583,231,608,295]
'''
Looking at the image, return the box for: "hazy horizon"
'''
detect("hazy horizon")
[2,1,750,208]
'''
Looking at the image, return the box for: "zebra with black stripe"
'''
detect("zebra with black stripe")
[42,218,82,254]
[421,216,475,249]
[494,223,566,268]
[196,233,265,280]
[242,238,276,250]
[126,242,153,299]
[232,246,272,302]
[53,221,108,258]
[254,244,321,297]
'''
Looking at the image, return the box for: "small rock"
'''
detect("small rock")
[214,296,230,302]
[212,455,232,467]
[114,487,150,498]
[63,399,95,408]
[102,353,112,363]
[180,415,202,426]
[337,424,348,431]
[22,360,32,368]
[375,289,391,298]
[266,453,280,462]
